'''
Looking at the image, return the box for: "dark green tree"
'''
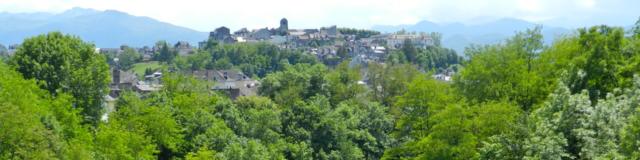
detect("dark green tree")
[0,63,94,159]
[10,32,110,124]
[117,47,142,70]
[402,38,418,63]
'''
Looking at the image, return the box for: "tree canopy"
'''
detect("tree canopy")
[3,23,640,159]
[9,32,110,124]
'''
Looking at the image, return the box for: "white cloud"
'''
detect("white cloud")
[0,0,637,31]
[578,0,597,8]
[517,0,543,13]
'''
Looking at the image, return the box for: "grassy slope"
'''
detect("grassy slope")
[129,61,163,77]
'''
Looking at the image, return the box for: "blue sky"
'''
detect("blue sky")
[0,0,638,31]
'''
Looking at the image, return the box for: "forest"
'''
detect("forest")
[1,20,640,160]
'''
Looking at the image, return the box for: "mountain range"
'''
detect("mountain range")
[372,18,573,54]
[0,7,207,48]
[0,8,594,52]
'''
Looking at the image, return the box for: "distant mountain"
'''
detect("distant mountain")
[0,7,208,48]
[372,18,572,54]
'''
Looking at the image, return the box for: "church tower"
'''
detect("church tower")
[279,18,288,36]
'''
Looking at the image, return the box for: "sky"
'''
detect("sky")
[0,0,639,32]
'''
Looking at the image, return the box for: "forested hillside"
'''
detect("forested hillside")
[2,20,640,160]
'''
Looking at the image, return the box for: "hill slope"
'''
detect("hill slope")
[0,7,208,48]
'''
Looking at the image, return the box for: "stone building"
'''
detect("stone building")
[278,18,289,36]
[250,28,273,40]
[174,41,194,56]
[210,26,235,43]
[320,25,338,39]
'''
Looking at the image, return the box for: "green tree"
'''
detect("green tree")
[10,32,110,124]
[117,47,142,70]
[326,61,365,105]
[156,41,177,63]
[455,27,547,110]
[383,75,456,159]
[622,107,640,159]
[186,146,218,160]
[367,63,420,106]
[416,105,479,160]
[259,63,328,105]
[525,84,588,159]
[618,77,640,159]
[402,38,418,63]
[94,122,157,160]
[569,26,627,101]
[231,96,283,144]
[112,92,184,159]
[471,101,523,142]
[391,75,454,140]
[0,63,93,159]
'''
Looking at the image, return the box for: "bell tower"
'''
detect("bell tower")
[279,18,288,36]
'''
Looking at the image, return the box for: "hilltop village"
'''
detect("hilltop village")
[89,18,453,100]
[4,5,640,159]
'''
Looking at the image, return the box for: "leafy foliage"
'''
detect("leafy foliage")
[9,32,110,124]
[4,24,640,160]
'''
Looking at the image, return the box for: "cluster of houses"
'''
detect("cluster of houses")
[190,70,260,99]
[108,66,259,100]
[102,18,448,101]
[203,18,437,66]
[109,65,163,98]
[204,18,338,49]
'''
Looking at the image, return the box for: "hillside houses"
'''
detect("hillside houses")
[188,70,260,100]
[210,26,235,43]
[207,18,339,48]
[174,41,195,56]
[109,69,139,97]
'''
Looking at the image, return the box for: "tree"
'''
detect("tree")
[547,26,625,102]
[383,75,456,159]
[186,146,218,160]
[9,32,110,124]
[391,75,455,140]
[94,122,157,160]
[429,32,443,47]
[0,63,93,159]
[471,101,522,142]
[455,27,547,110]
[259,63,328,105]
[618,77,640,159]
[117,47,142,70]
[207,42,317,77]
[367,63,420,106]
[622,107,640,159]
[111,92,184,159]
[156,41,176,63]
[402,39,418,63]
[337,28,381,39]
[326,61,365,105]
[415,105,479,160]
[231,96,283,144]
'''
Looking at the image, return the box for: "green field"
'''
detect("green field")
[129,61,163,77]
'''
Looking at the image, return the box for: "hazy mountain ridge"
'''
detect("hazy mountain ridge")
[372,18,573,54]
[0,7,207,48]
